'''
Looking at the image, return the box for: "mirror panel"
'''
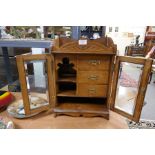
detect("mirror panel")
[114,62,143,115]
[24,60,49,110]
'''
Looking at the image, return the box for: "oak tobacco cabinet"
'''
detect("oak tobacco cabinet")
[16,37,153,122]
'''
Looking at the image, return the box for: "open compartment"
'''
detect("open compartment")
[57,82,77,96]
[57,57,77,80]
[54,97,108,114]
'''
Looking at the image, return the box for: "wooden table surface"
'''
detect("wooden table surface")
[0,92,129,129]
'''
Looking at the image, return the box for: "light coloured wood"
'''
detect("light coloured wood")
[30,105,50,114]
[53,39,116,54]
[77,84,108,97]
[47,54,56,108]
[110,56,119,110]
[78,71,109,84]
[52,37,75,51]
[54,102,108,112]
[76,53,79,98]
[16,55,31,115]
[133,58,153,122]
[54,112,109,119]
[77,55,110,71]
[119,56,146,64]
[57,90,76,97]
[22,54,47,61]
[107,56,115,109]
[110,56,153,122]
[57,77,76,83]
[16,54,55,115]
[52,38,115,119]
[54,102,109,118]
[112,108,133,120]
[15,37,152,123]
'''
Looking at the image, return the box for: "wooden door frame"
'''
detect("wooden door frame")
[16,54,55,115]
[110,56,153,122]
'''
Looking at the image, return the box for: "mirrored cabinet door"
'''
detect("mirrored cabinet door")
[16,54,54,116]
[110,56,153,122]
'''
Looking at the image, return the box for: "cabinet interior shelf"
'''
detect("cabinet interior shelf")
[57,90,76,97]
[57,90,106,98]
[57,77,76,83]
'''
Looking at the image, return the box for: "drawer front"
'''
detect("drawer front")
[77,55,110,71]
[78,71,109,84]
[77,84,108,97]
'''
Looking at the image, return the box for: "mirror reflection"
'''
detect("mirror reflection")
[115,62,143,115]
[24,60,49,110]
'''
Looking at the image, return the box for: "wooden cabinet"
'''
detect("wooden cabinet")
[125,45,146,57]
[16,37,153,122]
[144,26,155,44]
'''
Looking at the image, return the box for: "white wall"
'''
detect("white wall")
[106,26,147,56]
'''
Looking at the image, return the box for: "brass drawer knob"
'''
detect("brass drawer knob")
[88,75,98,80]
[88,60,101,65]
[88,88,96,94]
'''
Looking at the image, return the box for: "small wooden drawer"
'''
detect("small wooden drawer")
[77,55,110,71]
[77,84,108,97]
[78,71,109,84]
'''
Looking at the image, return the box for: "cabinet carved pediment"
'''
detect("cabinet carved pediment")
[53,37,117,54]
